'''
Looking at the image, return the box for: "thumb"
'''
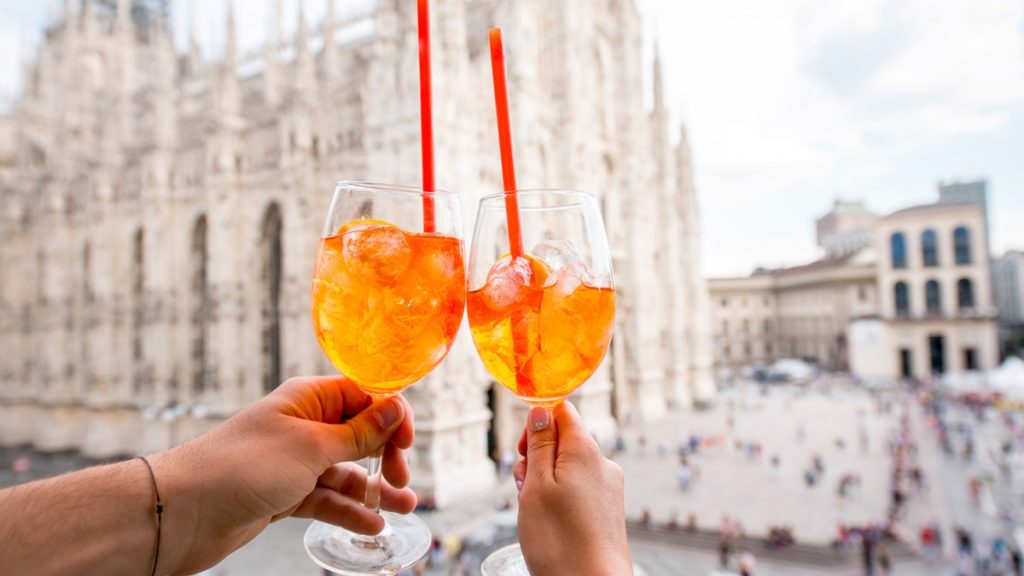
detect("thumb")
[323,396,405,463]
[524,406,557,484]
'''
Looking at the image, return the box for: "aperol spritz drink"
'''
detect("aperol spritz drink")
[467,190,615,406]
[312,219,465,394]
[305,182,464,575]
[467,255,614,404]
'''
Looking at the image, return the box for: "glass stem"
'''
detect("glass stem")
[364,445,385,514]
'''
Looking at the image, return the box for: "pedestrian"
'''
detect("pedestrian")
[677,462,692,492]
[862,529,877,576]
[738,550,756,576]
[719,515,734,569]
[878,541,891,576]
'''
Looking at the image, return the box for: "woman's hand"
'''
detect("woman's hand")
[514,402,633,576]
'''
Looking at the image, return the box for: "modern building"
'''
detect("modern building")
[992,251,1024,354]
[0,1,715,506]
[938,180,990,251]
[711,193,1000,381]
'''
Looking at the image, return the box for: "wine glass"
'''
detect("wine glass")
[305,181,465,575]
[467,189,615,574]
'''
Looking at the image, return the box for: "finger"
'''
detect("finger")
[292,487,387,535]
[273,376,373,423]
[517,426,528,458]
[382,442,410,489]
[389,395,415,450]
[513,459,527,492]
[553,401,599,460]
[316,464,418,514]
[524,406,558,484]
[318,396,406,463]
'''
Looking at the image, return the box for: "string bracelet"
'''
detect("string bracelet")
[137,456,163,576]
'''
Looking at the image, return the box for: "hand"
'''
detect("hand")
[150,376,417,574]
[513,402,632,576]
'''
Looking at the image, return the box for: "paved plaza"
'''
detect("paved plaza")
[616,380,899,544]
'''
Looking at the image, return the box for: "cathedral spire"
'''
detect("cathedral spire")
[321,0,337,81]
[184,0,201,75]
[116,0,131,33]
[293,0,315,97]
[225,0,237,70]
[81,0,97,37]
[653,41,665,115]
[263,0,283,106]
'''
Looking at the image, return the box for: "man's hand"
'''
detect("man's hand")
[514,402,633,576]
[151,376,417,574]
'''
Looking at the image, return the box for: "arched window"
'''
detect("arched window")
[890,233,907,269]
[191,215,209,396]
[922,229,938,267]
[132,228,147,394]
[957,278,975,310]
[894,282,910,316]
[925,280,942,315]
[82,242,92,302]
[954,227,972,265]
[261,204,284,393]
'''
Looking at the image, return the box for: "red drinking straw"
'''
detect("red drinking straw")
[418,0,436,233]
[489,28,534,399]
[488,28,524,257]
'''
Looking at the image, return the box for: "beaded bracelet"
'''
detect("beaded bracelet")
[138,456,163,576]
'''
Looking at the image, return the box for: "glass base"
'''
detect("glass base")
[481,543,530,576]
[304,512,432,575]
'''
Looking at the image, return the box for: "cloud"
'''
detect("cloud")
[637,0,1024,276]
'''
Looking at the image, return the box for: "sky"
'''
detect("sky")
[1,0,1023,276]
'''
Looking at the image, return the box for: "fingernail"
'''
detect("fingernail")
[374,399,400,428]
[515,479,523,493]
[528,408,550,432]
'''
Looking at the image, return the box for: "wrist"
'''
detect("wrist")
[147,445,202,575]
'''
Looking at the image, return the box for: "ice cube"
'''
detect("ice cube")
[342,223,412,284]
[531,240,581,274]
[559,260,597,289]
[481,256,534,311]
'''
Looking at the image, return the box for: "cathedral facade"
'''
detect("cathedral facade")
[0,0,714,506]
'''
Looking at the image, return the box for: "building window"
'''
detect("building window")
[766,343,773,355]
[721,298,729,308]
[963,347,978,371]
[922,229,939,267]
[742,319,749,333]
[954,227,971,265]
[890,233,907,269]
[722,319,728,334]
[957,278,975,309]
[894,282,910,317]
[262,203,284,393]
[744,343,752,356]
[191,215,209,396]
[858,286,867,302]
[764,319,773,333]
[723,344,731,358]
[925,280,942,315]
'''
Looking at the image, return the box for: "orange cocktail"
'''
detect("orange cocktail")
[468,255,615,404]
[312,219,465,394]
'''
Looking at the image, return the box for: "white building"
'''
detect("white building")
[850,202,999,379]
[0,0,714,506]
[711,195,1000,382]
